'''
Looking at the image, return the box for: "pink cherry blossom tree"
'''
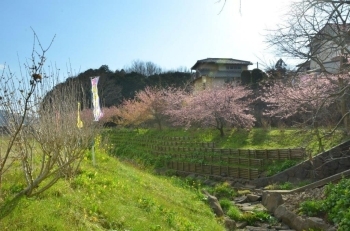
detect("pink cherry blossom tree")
[115,99,149,129]
[262,74,334,120]
[164,86,255,137]
[100,87,169,129]
[98,106,120,125]
[134,87,167,130]
[261,72,350,151]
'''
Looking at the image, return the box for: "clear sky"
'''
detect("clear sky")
[1,0,293,81]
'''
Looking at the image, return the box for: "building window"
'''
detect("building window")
[226,65,241,70]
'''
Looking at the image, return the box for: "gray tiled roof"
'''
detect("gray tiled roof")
[191,58,253,69]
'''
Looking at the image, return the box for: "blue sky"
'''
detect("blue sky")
[1,0,292,81]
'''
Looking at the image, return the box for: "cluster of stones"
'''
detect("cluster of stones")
[175,141,350,230]
[203,186,336,231]
[282,187,326,213]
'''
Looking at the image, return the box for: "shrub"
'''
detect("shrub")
[265,160,298,176]
[210,182,237,199]
[226,205,242,220]
[299,200,325,217]
[265,181,295,190]
[252,210,276,224]
[238,210,276,225]
[241,70,251,85]
[219,198,232,213]
[251,68,264,86]
[323,178,350,230]
[278,182,293,190]
[298,178,350,230]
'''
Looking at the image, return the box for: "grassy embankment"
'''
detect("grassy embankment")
[148,127,346,153]
[0,135,225,231]
[0,127,347,230]
[107,127,348,176]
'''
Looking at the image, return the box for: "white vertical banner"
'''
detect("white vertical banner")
[91,76,103,121]
[91,76,103,167]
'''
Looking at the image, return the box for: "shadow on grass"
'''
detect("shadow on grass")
[219,129,250,148]
[0,194,23,220]
[250,129,270,146]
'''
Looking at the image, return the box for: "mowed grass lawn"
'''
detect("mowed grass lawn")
[0,146,225,231]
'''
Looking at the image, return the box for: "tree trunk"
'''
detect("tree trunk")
[155,116,162,130]
[338,78,350,133]
[216,118,225,137]
[219,127,225,137]
[314,122,324,153]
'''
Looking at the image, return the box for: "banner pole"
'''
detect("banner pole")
[92,139,96,166]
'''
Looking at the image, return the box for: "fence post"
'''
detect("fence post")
[288,148,291,159]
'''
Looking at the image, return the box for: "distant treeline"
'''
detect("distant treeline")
[45,64,192,108]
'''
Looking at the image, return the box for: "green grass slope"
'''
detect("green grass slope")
[131,127,346,155]
[0,149,225,231]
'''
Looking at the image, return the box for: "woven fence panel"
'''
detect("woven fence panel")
[166,161,261,180]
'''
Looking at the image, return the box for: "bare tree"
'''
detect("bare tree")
[0,30,99,205]
[145,61,162,76]
[125,60,162,76]
[24,81,97,194]
[126,60,147,76]
[217,0,242,14]
[265,0,350,135]
[0,29,55,198]
[266,0,350,74]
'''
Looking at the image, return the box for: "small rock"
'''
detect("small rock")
[262,192,284,213]
[272,224,292,230]
[236,221,248,229]
[247,193,261,202]
[202,190,224,217]
[224,217,236,231]
[245,226,275,231]
[305,217,330,230]
[234,196,248,203]
[274,205,306,231]
[244,184,257,190]
[233,182,245,188]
